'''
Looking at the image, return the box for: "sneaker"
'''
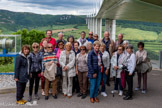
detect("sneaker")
[81,94,87,99]
[77,93,83,97]
[16,100,25,105]
[111,90,118,94]
[53,94,57,99]
[42,91,45,96]
[119,91,123,96]
[21,99,27,103]
[135,87,140,91]
[34,94,40,100]
[101,92,107,97]
[141,90,146,94]
[28,96,32,102]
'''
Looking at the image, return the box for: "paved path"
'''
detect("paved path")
[0,70,162,108]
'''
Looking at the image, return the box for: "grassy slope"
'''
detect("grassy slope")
[1,25,162,72]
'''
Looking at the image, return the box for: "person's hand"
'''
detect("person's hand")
[14,78,19,81]
[41,72,44,76]
[114,66,118,71]
[63,66,68,71]
[93,73,97,78]
[105,69,109,75]
[30,73,32,78]
[129,73,132,76]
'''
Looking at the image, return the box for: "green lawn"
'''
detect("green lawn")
[0,63,14,73]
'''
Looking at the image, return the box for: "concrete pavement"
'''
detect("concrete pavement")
[0,70,161,108]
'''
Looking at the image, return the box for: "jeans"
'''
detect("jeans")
[99,68,107,92]
[90,67,101,98]
[114,78,123,91]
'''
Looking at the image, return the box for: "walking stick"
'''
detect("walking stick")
[113,69,117,97]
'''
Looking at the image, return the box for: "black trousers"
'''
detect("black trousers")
[16,82,26,101]
[29,72,40,96]
[72,75,80,93]
[125,71,133,97]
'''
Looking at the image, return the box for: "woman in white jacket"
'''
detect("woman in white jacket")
[111,45,127,96]
[59,42,76,98]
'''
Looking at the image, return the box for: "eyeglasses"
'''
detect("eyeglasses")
[48,47,53,49]
[81,49,86,51]
[33,46,39,49]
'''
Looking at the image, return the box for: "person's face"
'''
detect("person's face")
[127,48,132,54]
[118,34,123,40]
[123,43,128,48]
[66,45,71,51]
[104,32,109,39]
[100,46,105,52]
[80,47,86,54]
[58,34,63,40]
[32,45,39,52]
[117,47,123,54]
[88,32,93,38]
[69,37,73,43]
[81,33,86,39]
[23,48,30,56]
[94,44,100,52]
[87,44,92,50]
[93,35,98,40]
[47,45,53,52]
[138,45,143,51]
[74,43,79,49]
[46,31,52,39]
[43,41,48,47]
[58,42,64,49]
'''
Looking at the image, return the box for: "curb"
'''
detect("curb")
[0,87,29,94]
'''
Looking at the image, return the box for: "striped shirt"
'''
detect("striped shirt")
[42,52,57,71]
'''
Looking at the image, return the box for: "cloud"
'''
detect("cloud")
[0,0,97,15]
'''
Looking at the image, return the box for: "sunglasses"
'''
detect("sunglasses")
[81,49,86,51]
[48,47,53,49]
[89,34,93,35]
[33,46,39,49]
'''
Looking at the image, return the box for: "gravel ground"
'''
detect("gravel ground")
[0,75,16,89]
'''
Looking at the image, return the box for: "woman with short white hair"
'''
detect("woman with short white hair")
[123,44,136,100]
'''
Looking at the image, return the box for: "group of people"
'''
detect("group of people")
[14,30,151,105]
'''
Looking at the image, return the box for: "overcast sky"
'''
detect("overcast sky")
[0,0,98,15]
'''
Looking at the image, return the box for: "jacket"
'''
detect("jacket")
[29,52,43,73]
[87,49,103,79]
[59,50,76,77]
[111,52,127,78]
[14,53,30,83]
[101,38,115,57]
[44,63,57,81]
[101,51,110,70]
